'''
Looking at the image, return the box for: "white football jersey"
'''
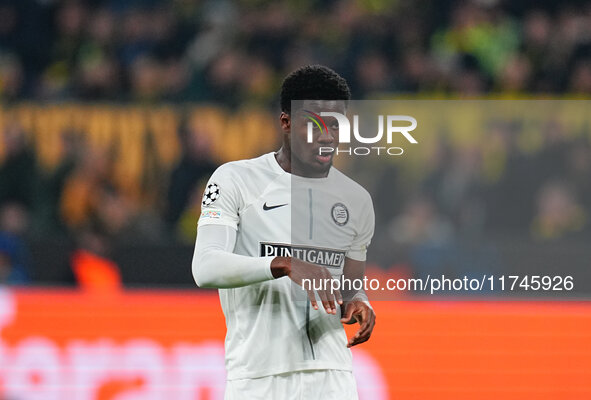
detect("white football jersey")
[198,152,374,380]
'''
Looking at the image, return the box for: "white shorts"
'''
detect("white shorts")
[224,369,359,400]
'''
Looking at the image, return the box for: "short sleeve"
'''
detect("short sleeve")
[198,164,242,229]
[346,194,375,262]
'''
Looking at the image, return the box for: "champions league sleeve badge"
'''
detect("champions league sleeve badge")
[331,203,349,226]
[202,183,220,207]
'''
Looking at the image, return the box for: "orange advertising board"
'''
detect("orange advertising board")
[0,289,590,399]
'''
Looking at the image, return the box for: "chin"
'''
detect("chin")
[313,162,332,173]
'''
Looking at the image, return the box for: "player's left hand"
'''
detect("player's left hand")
[340,301,375,347]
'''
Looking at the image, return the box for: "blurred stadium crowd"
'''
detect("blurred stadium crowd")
[1,0,591,287]
[1,0,591,102]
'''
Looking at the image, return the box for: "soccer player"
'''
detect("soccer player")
[192,65,376,399]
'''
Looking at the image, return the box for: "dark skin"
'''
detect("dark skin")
[340,257,376,348]
[270,100,376,348]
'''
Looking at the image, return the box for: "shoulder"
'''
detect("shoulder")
[208,153,282,200]
[203,156,272,208]
[213,153,275,177]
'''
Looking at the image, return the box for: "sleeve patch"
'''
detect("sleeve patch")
[202,183,220,207]
[200,210,222,219]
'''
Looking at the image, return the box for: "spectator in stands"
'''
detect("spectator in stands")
[35,130,81,235]
[166,126,216,231]
[70,225,121,291]
[388,195,455,247]
[59,146,111,230]
[0,123,37,211]
[531,181,588,241]
[0,53,24,100]
[565,140,591,212]
[484,121,536,232]
[0,203,31,285]
[569,58,591,94]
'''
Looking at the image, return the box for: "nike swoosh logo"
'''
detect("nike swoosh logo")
[263,202,288,211]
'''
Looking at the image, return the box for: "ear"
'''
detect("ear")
[280,112,291,133]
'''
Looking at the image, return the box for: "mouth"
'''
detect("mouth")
[315,153,333,164]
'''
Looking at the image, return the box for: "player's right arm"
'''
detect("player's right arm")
[192,164,274,288]
[192,224,274,287]
[193,230,340,313]
[192,165,340,312]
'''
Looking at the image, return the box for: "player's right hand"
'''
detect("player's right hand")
[271,256,342,314]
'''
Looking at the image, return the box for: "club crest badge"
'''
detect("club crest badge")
[331,203,349,226]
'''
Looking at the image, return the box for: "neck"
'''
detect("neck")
[275,147,291,173]
[274,146,330,178]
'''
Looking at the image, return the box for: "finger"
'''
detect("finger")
[334,286,343,305]
[357,311,375,338]
[326,277,342,306]
[340,303,355,323]
[361,320,375,339]
[322,273,337,314]
[354,306,366,324]
[325,291,338,314]
[345,308,373,347]
[317,289,332,314]
[347,325,370,347]
[347,325,364,347]
[347,334,370,348]
[306,289,318,310]
[325,290,337,314]
[354,307,370,333]
[357,306,376,334]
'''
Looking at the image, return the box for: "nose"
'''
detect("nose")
[317,128,335,144]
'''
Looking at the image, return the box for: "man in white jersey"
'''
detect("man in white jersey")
[192,65,376,399]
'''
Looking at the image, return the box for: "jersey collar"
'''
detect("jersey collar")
[268,152,333,180]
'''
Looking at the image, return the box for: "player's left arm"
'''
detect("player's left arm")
[340,257,376,347]
[340,191,376,347]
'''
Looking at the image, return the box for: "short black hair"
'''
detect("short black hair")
[280,65,351,113]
